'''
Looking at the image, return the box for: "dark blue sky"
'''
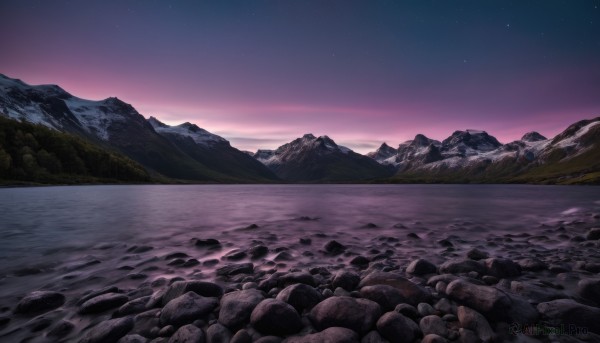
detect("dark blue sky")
[1,0,599,152]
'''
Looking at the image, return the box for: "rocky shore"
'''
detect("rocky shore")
[1,214,600,343]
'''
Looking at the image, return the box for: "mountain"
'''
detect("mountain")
[371,119,600,184]
[0,74,275,182]
[147,117,277,181]
[254,134,393,182]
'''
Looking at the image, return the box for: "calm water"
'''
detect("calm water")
[1,184,599,264]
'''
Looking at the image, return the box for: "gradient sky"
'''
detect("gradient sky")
[1,1,599,153]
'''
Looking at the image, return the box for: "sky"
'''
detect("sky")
[1,0,599,153]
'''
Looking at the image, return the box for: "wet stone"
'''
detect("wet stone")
[168,324,205,343]
[79,317,134,343]
[79,293,129,314]
[310,296,381,335]
[332,270,360,291]
[283,327,359,343]
[324,240,347,255]
[219,289,265,330]
[376,311,421,343]
[216,263,254,276]
[250,299,302,336]
[406,259,437,275]
[14,291,65,315]
[466,248,489,260]
[276,283,322,313]
[160,292,218,327]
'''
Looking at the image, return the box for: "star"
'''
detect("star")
[506,23,511,29]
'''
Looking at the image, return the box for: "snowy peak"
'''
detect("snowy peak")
[550,117,600,147]
[148,118,227,146]
[442,129,502,155]
[410,134,440,148]
[367,142,398,161]
[521,131,547,142]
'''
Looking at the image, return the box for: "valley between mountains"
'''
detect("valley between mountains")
[1,74,599,185]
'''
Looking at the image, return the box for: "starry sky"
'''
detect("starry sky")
[1,1,599,153]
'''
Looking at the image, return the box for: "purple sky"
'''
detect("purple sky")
[1,1,599,153]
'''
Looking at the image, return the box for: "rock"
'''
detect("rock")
[299,238,312,245]
[510,281,564,303]
[360,330,386,343]
[118,334,148,343]
[310,296,381,335]
[457,306,494,342]
[359,272,430,305]
[249,245,269,259]
[162,281,224,305]
[394,304,419,320]
[483,258,521,278]
[283,327,359,343]
[46,319,74,338]
[458,328,479,343]
[276,284,322,313]
[278,272,316,287]
[224,249,247,261]
[537,299,600,334]
[168,324,205,343]
[466,249,489,261]
[79,293,129,314]
[116,296,151,317]
[216,263,254,277]
[517,258,547,271]
[434,298,453,314]
[586,228,600,240]
[160,325,176,337]
[376,311,421,343]
[417,303,435,316]
[446,279,538,323]
[14,291,65,315]
[350,256,370,268]
[420,315,447,337]
[421,334,446,343]
[407,259,437,275]
[219,289,265,330]
[332,270,361,291]
[577,278,600,305]
[160,292,218,327]
[250,299,302,336]
[206,323,231,343]
[255,337,282,343]
[194,238,221,247]
[324,240,347,255]
[360,285,410,311]
[230,329,252,343]
[439,259,486,275]
[481,276,498,285]
[80,317,134,343]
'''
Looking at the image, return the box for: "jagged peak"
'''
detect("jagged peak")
[521,131,547,142]
[302,133,316,139]
[147,116,168,128]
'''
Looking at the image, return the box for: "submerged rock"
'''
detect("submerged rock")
[216,263,254,276]
[324,240,347,255]
[79,293,128,314]
[15,291,65,315]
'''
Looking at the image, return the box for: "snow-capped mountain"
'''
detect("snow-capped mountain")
[0,74,277,182]
[254,133,393,181]
[367,118,600,183]
[366,142,397,162]
[147,117,277,181]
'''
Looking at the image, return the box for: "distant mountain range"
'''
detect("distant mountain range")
[1,73,599,184]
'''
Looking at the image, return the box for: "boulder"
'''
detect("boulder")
[283,327,359,343]
[206,323,231,343]
[406,259,437,275]
[14,291,65,315]
[360,285,410,311]
[168,324,205,343]
[219,289,265,329]
[358,272,430,305]
[276,284,322,313]
[80,317,134,343]
[332,270,361,291]
[419,315,447,337]
[456,306,494,342]
[160,292,218,327]
[376,311,421,343]
[577,278,600,305]
[79,293,129,314]
[250,299,302,336]
[537,299,600,334]
[484,258,521,278]
[310,296,381,335]
[162,281,223,306]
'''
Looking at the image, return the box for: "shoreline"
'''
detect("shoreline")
[1,210,599,342]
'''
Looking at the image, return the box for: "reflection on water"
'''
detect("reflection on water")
[0,184,599,262]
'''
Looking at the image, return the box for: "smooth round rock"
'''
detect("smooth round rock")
[332,270,360,291]
[219,289,265,329]
[79,317,134,343]
[168,324,205,343]
[419,315,448,337]
[79,293,129,314]
[406,259,437,275]
[276,283,322,313]
[160,292,218,327]
[250,299,302,336]
[15,291,65,315]
[283,327,359,343]
[310,296,381,335]
[376,311,421,343]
